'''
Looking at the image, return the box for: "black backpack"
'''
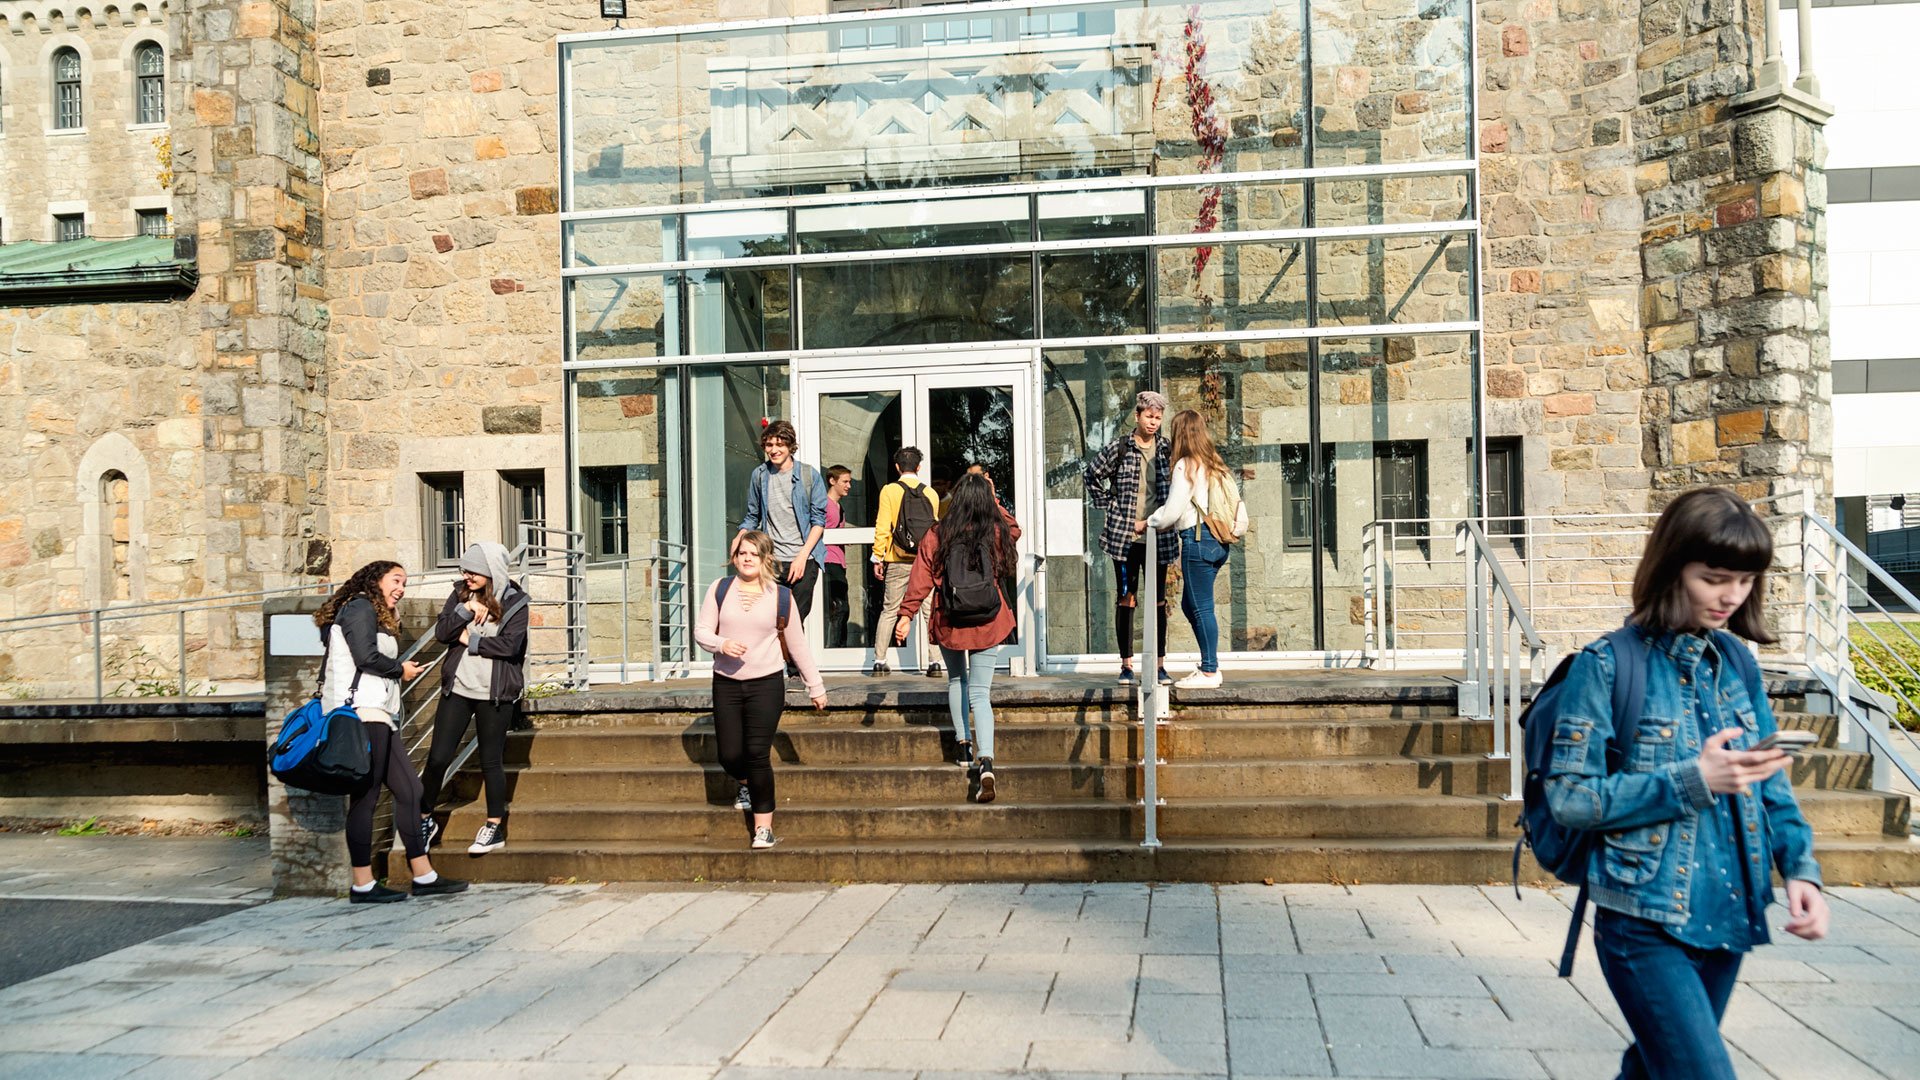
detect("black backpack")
[891,482,936,556]
[941,539,1003,627]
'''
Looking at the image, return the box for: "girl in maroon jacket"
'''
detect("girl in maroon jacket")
[895,472,1020,803]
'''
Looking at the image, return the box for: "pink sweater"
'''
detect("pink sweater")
[694,578,825,697]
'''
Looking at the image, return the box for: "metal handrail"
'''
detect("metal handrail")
[1140,524,1163,849]
[1457,521,1548,800]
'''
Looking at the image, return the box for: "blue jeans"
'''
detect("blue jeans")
[1178,527,1228,674]
[1593,908,1743,1080]
[939,646,996,758]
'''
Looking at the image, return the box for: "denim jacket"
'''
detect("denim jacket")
[739,460,829,567]
[1544,628,1822,942]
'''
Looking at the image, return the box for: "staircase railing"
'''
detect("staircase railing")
[1140,525,1165,848]
[1457,521,1548,801]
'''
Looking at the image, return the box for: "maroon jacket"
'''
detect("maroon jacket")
[896,516,1021,653]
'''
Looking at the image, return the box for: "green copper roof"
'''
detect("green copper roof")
[0,237,198,305]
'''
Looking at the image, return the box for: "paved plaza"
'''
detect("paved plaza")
[1,836,1919,1080]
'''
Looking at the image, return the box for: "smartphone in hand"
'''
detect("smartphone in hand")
[1754,730,1818,754]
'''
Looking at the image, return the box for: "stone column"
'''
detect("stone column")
[180,0,331,685]
[1635,0,1833,507]
[263,595,348,896]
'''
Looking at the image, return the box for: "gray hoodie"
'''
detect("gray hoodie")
[435,542,529,704]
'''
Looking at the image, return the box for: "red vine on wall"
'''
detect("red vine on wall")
[1182,6,1228,293]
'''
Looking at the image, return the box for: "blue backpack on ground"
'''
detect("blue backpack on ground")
[1515,624,1761,975]
[269,660,372,796]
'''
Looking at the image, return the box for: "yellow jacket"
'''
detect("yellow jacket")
[871,475,940,563]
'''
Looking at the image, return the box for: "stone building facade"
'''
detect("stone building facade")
[0,0,1833,691]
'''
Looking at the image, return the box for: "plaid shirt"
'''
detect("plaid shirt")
[1084,433,1178,564]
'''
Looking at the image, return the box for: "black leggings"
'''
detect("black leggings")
[713,672,784,814]
[419,695,516,820]
[346,722,425,868]
[1114,543,1171,664]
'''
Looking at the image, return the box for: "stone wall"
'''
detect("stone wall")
[1477,0,1651,516]
[1633,0,1832,505]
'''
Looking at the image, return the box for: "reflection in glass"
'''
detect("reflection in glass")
[800,256,1032,348]
[817,391,903,654]
[568,217,677,268]
[1155,182,1306,236]
[1039,190,1145,241]
[1041,347,1148,655]
[1313,174,1472,228]
[930,385,1021,645]
[575,368,677,665]
[1157,242,1307,334]
[1313,232,1473,327]
[686,209,790,260]
[798,197,1030,253]
[1309,0,1471,167]
[1042,250,1149,338]
[1161,341,1314,651]
[571,274,681,362]
[1317,334,1474,651]
[689,267,792,354]
[690,365,791,591]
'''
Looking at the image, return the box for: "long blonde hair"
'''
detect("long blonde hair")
[1167,410,1229,485]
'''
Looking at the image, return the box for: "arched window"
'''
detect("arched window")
[53,48,82,130]
[102,470,131,602]
[134,43,164,124]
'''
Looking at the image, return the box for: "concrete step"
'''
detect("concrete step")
[502,723,1138,768]
[439,799,1135,844]
[395,834,1920,887]
[473,762,1141,805]
[1160,718,1492,758]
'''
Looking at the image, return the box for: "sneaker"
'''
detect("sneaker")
[926,662,944,678]
[733,783,753,811]
[468,820,507,855]
[1175,670,1223,690]
[751,826,778,850]
[954,739,976,769]
[411,875,470,897]
[420,815,441,850]
[871,661,891,676]
[348,882,409,905]
[975,757,996,804]
[1117,668,1138,686]
[1157,669,1173,685]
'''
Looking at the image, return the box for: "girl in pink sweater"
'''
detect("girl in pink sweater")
[694,531,826,849]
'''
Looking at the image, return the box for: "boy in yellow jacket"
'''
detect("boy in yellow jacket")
[870,447,940,676]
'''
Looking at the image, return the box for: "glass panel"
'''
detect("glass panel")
[567,217,676,268]
[688,267,792,354]
[797,196,1030,254]
[563,0,1311,209]
[137,45,164,77]
[1041,346,1148,656]
[1317,333,1475,652]
[686,208,789,259]
[1157,241,1307,334]
[1155,181,1306,236]
[1313,173,1472,227]
[1041,249,1148,338]
[575,368,678,667]
[928,383,1020,646]
[1312,232,1473,327]
[829,543,884,651]
[1310,0,1471,167]
[1161,340,1314,652]
[1039,190,1144,241]
[799,256,1032,349]
[689,364,790,592]
[570,273,681,362]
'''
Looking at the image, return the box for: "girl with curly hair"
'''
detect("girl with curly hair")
[315,560,466,904]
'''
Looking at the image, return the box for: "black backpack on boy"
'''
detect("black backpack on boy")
[891,482,936,556]
[941,540,1003,627]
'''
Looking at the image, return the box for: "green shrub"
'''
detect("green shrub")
[1850,623,1920,731]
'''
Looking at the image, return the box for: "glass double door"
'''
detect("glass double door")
[798,356,1035,673]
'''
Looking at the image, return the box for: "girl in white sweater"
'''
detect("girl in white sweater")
[1147,411,1248,689]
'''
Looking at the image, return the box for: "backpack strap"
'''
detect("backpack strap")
[716,576,733,608]
[775,585,794,669]
[1558,884,1590,977]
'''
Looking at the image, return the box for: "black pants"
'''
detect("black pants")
[346,722,425,868]
[419,694,516,820]
[788,559,819,624]
[825,563,850,648]
[713,672,784,814]
[1114,543,1171,664]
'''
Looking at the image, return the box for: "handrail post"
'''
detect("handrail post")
[1141,524,1162,850]
[93,611,104,704]
[178,609,188,697]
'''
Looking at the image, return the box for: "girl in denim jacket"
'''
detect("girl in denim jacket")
[1545,487,1828,1080]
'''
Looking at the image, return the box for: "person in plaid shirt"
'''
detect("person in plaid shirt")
[1084,391,1178,685]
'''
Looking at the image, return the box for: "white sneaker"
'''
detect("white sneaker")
[751,826,778,850]
[1175,670,1223,690]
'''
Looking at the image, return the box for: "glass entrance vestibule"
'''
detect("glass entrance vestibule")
[559,0,1487,677]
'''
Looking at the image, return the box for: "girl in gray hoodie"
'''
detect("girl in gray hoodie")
[419,542,530,855]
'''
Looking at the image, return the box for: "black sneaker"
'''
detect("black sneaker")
[975,757,996,804]
[412,875,469,897]
[733,783,753,811]
[926,662,944,678]
[1117,668,1138,686]
[420,815,441,850]
[469,820,507,855]
[349,882,408,905]
[954,739,976,769]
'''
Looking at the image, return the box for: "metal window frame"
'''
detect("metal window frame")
[135,43,165,124]
[54,49,83,130]
[54,213,86,242]
[419,472,466,568]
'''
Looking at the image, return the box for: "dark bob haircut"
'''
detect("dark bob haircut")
[1629,487,1776,643]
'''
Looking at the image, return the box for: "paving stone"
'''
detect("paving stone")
[1224,1016,1331,1077]
[1791,1006,1920,1077]
[1723,990,1887,1079]
[1141,954,1224,995]
[1048,957,1140,1014]
[1307,972,1488,997]
[1317,996,1422,1049]
[413,1064,622,1079]
[0,1054,160,1080]
[269,1006,434,1059]
[1222,971,1315,1019]
[1133,993,1227,1045]
[0,1021,134,1052]
[1329,1044,1550,1079]
[1026,1037,1230,1074]
[831,1037,1030,1071]
[118,1058,247,1080]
